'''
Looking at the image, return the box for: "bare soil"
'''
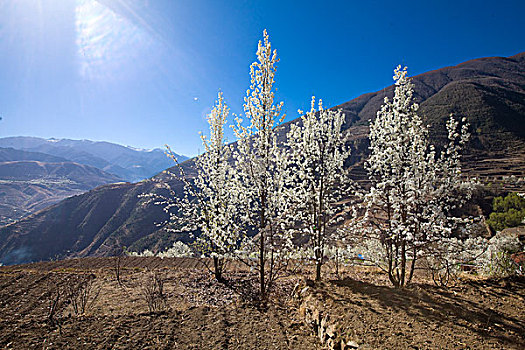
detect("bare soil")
[0,257,318,350]
[0,257,523,349]
[299,267,525,349]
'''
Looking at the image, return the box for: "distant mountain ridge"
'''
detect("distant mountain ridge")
[0,147,122,225]
[0,147,69,163]
[0,52,524,265]
[0,137,188,182]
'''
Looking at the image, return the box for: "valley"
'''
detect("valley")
[0,139,188,227]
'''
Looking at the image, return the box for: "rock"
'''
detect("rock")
[312,308,320,325]
[304,308,313,325]
[327,337,340,350]
[300,286,310,296]
[346,340,360,349]
[320,315,326,329]
[318,324,325,342]
[298,305,307,319]
[326,323,336,338]
[291,283,300,298]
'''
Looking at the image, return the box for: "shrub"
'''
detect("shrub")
[481,234,523,277]
[487,192,525,232]
[140,271,167,313]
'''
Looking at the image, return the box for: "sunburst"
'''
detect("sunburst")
[75,0,160,81]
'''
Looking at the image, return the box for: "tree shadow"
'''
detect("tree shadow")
[328,277,525,347]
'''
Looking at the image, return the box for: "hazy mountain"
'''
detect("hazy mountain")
[0,147,69,163]
[0,151,122,226]
[1,53,524,265]
[0,137,188,182]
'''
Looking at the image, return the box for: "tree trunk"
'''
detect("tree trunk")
[315,260,322,281]
[335,249,340,279]
[213,256,224,283]
[259,233,265,298]
[259,191,267,300]
[400,240,407,287]
[387,242,398,287]
[407,245,417,285]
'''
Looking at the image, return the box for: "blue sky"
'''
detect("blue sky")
[0,0,523,156]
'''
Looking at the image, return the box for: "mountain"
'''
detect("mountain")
[0,137,188,182]
[1,53,524,265]
[335,53,525,147]
[0,147,69,163]
[0,148,123,226]
[335,53,525,188]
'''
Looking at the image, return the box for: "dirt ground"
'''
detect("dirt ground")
[299,267,525,350]
[0,257,523,349]
[0,257,318,350]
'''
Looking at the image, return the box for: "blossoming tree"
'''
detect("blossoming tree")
[145,91,240,282]
[287,97,353,281]
[359,65,472,287]
[231,30,293,299]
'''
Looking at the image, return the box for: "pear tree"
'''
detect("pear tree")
[230,30,293,299]
[359,66,472,287]
[145,91,239,282]
[287,97,353,281]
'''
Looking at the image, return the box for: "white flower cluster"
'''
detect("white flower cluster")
[127,241,195,258]
[285,97,355,279]
[229,30,296,294]
[140,32,519,289]
[142,91,241,265]
[127,249,155,257]
[348,66,475,287]
[478,234,523,277]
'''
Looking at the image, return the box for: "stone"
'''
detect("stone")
[326,323,337,338]
[312,308,320,325]
[327,338,339,350]
[318,324,325,342]
[346,340,360,349]
[291,283,300,298]
[300,286,310,296]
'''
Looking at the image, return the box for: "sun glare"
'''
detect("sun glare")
[75,0,160,82]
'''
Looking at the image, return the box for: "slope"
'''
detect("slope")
[0,53,524,265]
[0,155,122,226]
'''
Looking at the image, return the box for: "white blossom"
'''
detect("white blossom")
[141,91,241,280]
[286,96,354,280]
[229,29,294,298]
[128,241,195,258]
[349,65,475,287]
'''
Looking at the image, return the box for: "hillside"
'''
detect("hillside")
[0,53,524,265]
[0,157,122,226]
[0,137,188,182]
[335,52,525,188]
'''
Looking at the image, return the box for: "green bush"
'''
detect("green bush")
[487,251,518,278]
[487,192,525,232]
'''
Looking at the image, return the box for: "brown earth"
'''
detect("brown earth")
[0,257,318,350]
[296,267,525,350]
[0,257,523,349]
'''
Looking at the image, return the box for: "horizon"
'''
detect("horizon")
[0,0,524,157]
[0,134,167,152]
